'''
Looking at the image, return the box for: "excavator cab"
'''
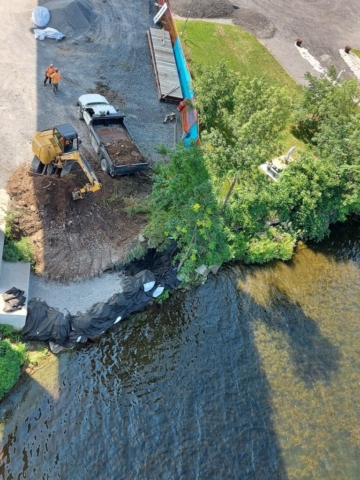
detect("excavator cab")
[53,125,78,154]
[31,123,102,200]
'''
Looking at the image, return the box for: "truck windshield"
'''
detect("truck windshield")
[87,102,109,106]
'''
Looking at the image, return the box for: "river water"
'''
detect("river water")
[1,222,360,479]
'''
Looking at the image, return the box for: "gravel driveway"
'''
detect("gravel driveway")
[0,0,176,190]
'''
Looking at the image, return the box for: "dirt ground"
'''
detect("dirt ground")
[102,139,144,165]
[7,157,152,281]
[2,0,360,285]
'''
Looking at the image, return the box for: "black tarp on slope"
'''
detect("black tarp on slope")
[124,242,180,290]
[69,271,159,340]
[22,299,74,347]
[22,268,177,347]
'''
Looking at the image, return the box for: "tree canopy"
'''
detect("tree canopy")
[145,65,360,279]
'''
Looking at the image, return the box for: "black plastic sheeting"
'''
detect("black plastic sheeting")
[22,246,181,349]
[22,300,74,347]
[2,287,26,313]
[124,242,180,289]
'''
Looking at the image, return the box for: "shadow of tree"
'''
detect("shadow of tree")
[261,289,341,387]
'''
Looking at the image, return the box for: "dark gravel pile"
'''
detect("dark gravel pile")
[170,0,235,19]
[169,0,277,40]
[41,0,99,37]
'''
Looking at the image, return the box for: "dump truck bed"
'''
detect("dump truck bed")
[86,113,148,176]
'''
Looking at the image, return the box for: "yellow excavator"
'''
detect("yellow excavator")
[31,124,102,200]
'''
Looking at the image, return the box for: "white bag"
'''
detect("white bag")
[31,6,50,28]
[34,28,65,41]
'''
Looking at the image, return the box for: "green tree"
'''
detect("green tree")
[274,154,342,240]
[193,62,238,132]
[293,72,360,144]
[145,144,231,281]
[283,73,360,240]
[192,63,295,264]
[194,66,291,212]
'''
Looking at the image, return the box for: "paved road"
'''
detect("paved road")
[232,0,360,84]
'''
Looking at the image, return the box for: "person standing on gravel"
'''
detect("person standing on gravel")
[44,64,55,86]
[50,68,61,93]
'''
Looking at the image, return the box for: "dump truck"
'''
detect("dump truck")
[76,94,148,177]
[31,124,102,200]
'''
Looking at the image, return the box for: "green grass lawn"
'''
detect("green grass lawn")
[175,19,304,152]
[175,20,301,99]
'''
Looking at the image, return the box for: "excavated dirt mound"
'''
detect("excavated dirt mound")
[6,154,152,282]
[170,0,235,19]
[105,140,144,166]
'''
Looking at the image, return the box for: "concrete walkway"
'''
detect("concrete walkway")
[0,189,30,330]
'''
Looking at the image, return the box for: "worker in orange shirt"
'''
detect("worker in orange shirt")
[50,68,62,93]
[44,63,55,86]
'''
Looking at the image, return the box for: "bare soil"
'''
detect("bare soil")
[7,154,152,282]
[104,139,144,166]
[170,0,234,19]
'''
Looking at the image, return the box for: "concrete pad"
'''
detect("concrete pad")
[0,261,31,330]
[339,50,360,81]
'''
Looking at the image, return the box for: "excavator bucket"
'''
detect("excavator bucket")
[72,191,82,201]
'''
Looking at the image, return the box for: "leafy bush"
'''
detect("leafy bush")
[0,324,15,338]
[243,227,296,264]
[3,236,34,263]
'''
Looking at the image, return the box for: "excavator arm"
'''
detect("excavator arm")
[54,151,102,200]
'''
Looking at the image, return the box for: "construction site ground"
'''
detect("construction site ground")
[2,0,177,283]
[2,0,360,287]
[7,162,152,281]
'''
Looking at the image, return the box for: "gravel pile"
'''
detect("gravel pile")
[41,0,98,37]
[170,0,235,19]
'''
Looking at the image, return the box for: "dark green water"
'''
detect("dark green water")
[1,223,360,479]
